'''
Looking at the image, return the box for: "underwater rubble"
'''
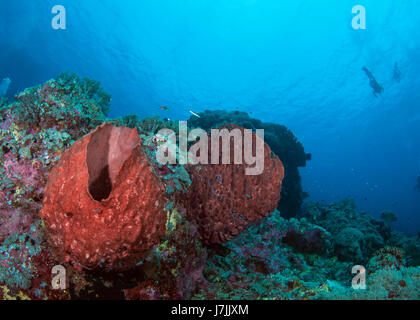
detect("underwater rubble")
[0,74,419,300]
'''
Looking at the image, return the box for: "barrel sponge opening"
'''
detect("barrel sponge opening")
[87,124,140,201]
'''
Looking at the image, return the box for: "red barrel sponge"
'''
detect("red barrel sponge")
[186,124,284,244]
[40,123,167,270]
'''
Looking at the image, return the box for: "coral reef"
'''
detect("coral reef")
[11,72,106,139]
[303,199,386,262]
[1,75,419,300]
[55,72,111,116]
[319,266,420,300]
[282,221,332,256]
[368,246,406,273]
[193,204,420,300]
[0,73,109,298]
[0,220,70,300]
[124,208,207,300]
[0,221,43,290]
[192,211,351,300]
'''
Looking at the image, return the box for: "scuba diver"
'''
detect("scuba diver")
[393,62,402,83]
[415,175,420,192]
[362,66,384,97]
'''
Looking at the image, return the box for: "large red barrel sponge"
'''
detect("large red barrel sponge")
[40,123,167,270]
[186,124,285,244]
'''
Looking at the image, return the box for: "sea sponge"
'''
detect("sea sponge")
[188,110,308,218]
[186,124,284,244]
[40,123,167,270]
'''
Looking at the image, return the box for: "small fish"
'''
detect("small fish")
[160,106,169,111]
[189,110,200,118]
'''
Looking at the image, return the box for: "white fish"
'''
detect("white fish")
[189,110,200,118]
[0,78,11,96]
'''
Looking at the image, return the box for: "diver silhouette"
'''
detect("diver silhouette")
[362,66,384,97]
[393,62,402,83]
